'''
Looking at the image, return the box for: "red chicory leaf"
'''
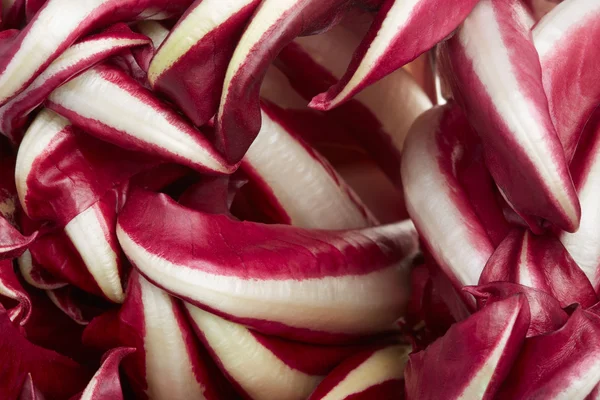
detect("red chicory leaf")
[0,23,151,142]
[308,0,479,110]
[83,271,235,400]
[308,344,410,400]
[148,0,262,126]
[47,64,236,175]
[498,307,600,399]
[0,304,91,400]
[533,0,600,161]
[215,0,353,163]
[404,295,530,400]
[560,106,600,292]
[480,228,598,308]
[401,104,496,288]
[241,101,376,229]
[69,347,135,400]
[464,282,568,337]
[438,0,580,233]
[186,304,363,400]
[0,0,194,106]
[117,188,418,343]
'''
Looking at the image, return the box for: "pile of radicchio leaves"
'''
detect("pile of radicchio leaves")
[0,0,598,398]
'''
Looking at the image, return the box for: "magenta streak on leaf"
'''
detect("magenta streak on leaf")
[70,347,135,400]
[216,0,352,164]
[0,259,31,325]
[0,24,151,142]
[275,21,432,186]
[83,271,234,400]
[480,228,598,308]
[186,303,327,400]
[498,307,600,399]
[404,295,530,400]
[117,189,418,343]
[0,304,92,400]
[401,104,495,288]
[533,0,600,161]
[148,0,262,126]
[560,108,600,292]
[241,101,377,229]
[308,0,478,111]
[0,0,194,106]
[46,64,235,175]
[308,345,410,400]
[464,282,568,337]
[18,250,68,290]
[438,0,580,233]
[18,373,45,400]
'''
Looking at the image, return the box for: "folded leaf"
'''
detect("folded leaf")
[309,0,478,110]
[0,259,31,325]
[0,24,151,141]
[401,104,496,288]
[83,271,233,400]
[498,307,600,399]
[241,101,376,229]
[70,347,135,400]
[480,228,598,308]
[276,23,432,185]
[18,250,67,290]
[117,189,418,342]
[149,0,262,126]
[0,0,193,106]
[47,64,234,174]
[216,0,351,163]
[464,282,568,337]
[405,295,530,400]
[438,0,580,232]
[560,109,600,292]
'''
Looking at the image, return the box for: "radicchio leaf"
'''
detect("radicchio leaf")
[464,282,568,337]
[0,23,152,142]
[148,0,262,126]
[83,271,234,400]
[438,0,580,233]
[117,189,418,343]
[308,344,410,400]
[533,0,600,161]
[480,228,598,308]
[404,295,530,400]
[308,0,478,110]
[216,0,352,163]
[0,259,31,325]
[276,22,432,185]
[70,347,135,400]
[241,101,376,229]
[498,307,600,399]
[186,304,362,400]
[559,101,600,293]
[47,64,235,174]
[401,104,496,288]
[0,0,194,106]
